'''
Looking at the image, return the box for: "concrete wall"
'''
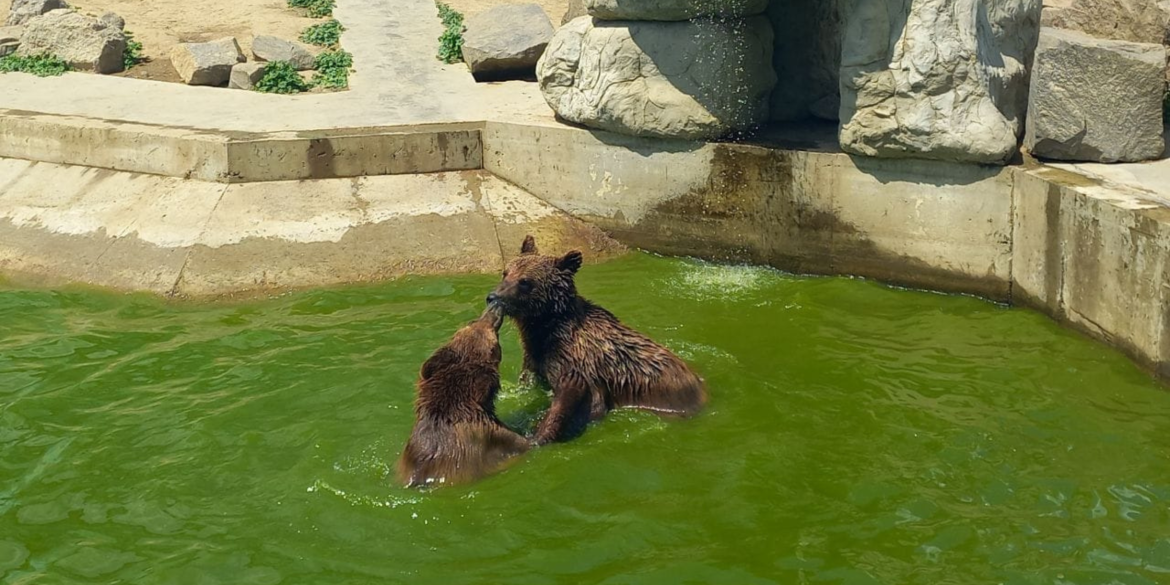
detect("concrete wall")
[483,121,1014,300]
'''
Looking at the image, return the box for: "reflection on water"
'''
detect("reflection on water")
[1,253,1169,584]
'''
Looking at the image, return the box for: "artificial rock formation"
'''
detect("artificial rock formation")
[584,0,768,21]
[17,9,126,73]
[5,0,67,26]
[170,37,245,86]
[838,0,1042,164]
[462,3,554,80]
[1025,27,1166,162]
[537,16,775,139]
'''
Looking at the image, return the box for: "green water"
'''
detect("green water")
[2,254,1170,585]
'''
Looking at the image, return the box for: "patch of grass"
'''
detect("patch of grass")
[288,0,334,18]
[123,30,145,69]
[311,49,352,90]
[255,60,309,94]
[436,2,464,64]
[301,19,344,47]
[0,53,71,77]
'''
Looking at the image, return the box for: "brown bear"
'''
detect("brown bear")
[397,306,530,488]
[486,235,707,444]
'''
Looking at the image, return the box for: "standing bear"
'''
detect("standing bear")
[487,236,707,444]
[398,306,529,487]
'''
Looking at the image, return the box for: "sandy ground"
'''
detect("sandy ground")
[1,0,317,82]
[0,0,570,84]
[443,0,570,22]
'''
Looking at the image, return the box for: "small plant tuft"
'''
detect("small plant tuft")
[0,53,71,77]
[300,19,344,47]
[288,0,334,18]
[123,30,145,69]
[436,2,464,64]
[255,60,310,94]
[311,49,352,89]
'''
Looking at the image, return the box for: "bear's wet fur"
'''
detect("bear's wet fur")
[398,306,529,488]
[487,236,707,444]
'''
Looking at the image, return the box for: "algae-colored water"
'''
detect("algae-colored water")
[2,253,1169,584]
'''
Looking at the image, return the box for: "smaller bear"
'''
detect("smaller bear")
[398,306,529,488]
[487,236,708,444]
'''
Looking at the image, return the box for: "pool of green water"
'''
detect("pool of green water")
[2,253,1170,584]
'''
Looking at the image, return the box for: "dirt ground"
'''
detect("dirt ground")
[0,0,571,83]
[443,0,570,23]
[1,0,316,82]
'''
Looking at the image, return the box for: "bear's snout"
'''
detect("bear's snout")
[486,292,500,306]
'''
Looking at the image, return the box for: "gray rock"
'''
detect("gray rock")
[463,4,553,81]
[5,0,68,26]
[838,0,1041,165]
[98,11,124,31]
[0,25,18,56]
[768,0,840,122]
[537,16,776,139]
[585,0,767,21]
[1025,27,1165,162]
[251,35,315,71]
[17,9,126,73]
[229,61,267,90]
[562,0,587,25]
[170,37,244,85]
[1041,0,1167,43]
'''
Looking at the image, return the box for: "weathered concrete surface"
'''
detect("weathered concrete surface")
[1011,162,1170,378]
[483,120,1014,299]
[0,158,623,297]
[0,111,484,182]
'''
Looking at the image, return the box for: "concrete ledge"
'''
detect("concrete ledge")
[0,158,623,298]
[0,110,484,183]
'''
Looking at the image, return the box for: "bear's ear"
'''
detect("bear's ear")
[556,250,584,274]
[420,347,459,380]
[520,235,538,256]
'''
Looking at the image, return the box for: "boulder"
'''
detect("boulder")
[537,16,776,139]
[1024,27,1165,162]
[0,25,18,57]
[229,61,267,90]
[1041,0,1167,44]
[4,0,68,26]
[838,0,1042,165]
[585,0,767,21]
[462,4,553,81]
[170,37,244,86]
[562,0,587,25]
[251,35,315,71]
[98,11,124,31]
[17,9,126,73]
[768,0,841,121]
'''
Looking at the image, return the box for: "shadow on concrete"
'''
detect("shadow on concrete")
[847,154,1007,187]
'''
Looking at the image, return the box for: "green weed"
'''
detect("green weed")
[301,19,344,47]
[288,0,334,18]
[123,29,145,69]
[255,60,309,94]
[0,53,70,76]
[311,49,352,89]
[436,2,464,64]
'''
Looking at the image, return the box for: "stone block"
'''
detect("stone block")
[229,62,267,90]
[170,37,245,86]
[251,35,315,71]
[17,9,126,73]
[5,0,67,26]
[462,4,553,81]
[1025,27,1165,162]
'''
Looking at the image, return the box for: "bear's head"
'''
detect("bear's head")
[420,306,504,380]
[487,235,583,317]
